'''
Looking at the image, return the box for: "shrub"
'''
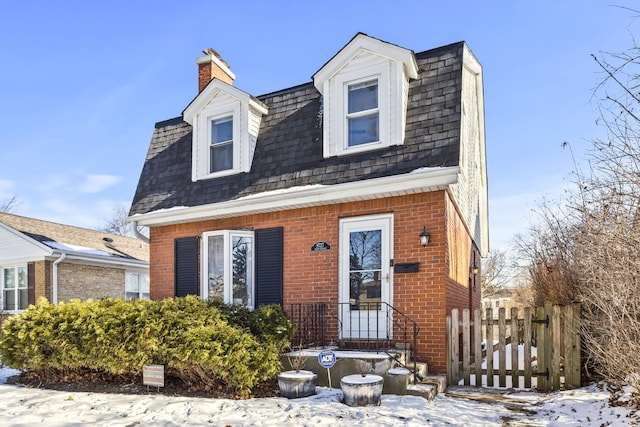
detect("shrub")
[207,299,293,352]
[0,296,292,397]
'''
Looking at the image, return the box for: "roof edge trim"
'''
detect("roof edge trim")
[130,166,460,227]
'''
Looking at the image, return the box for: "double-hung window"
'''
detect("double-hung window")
[2,266,27,311]
[347,79,379,147]
[210,116,233,173]
[125,272,150,300]
[202,230,254,309]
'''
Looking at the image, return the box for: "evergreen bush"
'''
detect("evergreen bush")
[0,296,293,397]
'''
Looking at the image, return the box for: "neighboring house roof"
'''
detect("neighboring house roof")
[129,41,465,220]
[0,213,149,266]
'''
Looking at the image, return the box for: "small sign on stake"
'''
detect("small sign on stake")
[143,364,165,391]
[318,349,337,388]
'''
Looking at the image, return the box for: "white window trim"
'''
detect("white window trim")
[195,103,242,180]
[313,34,417,160]
[1,264,28,313]
[330,63,390,157]
[201,230,255,310]
[185,80,267,183]
[345,77,380,148]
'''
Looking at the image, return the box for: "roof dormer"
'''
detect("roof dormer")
[184,50,268,182]
[313,33,418,158]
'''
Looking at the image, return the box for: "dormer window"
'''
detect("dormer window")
[347,79,380,147]
[183,79,267,182]
[210,116,233,172]
[313,33,418,158]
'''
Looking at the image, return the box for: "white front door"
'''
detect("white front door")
[339,214,393,340]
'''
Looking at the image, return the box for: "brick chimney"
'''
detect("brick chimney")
[196,48,235,92]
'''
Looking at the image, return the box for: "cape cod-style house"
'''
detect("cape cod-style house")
[129,33,488,375]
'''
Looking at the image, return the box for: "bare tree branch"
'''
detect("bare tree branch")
[100,203,148,238]
[0,195,19,213]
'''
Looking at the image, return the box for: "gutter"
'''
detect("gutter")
[131,220,150,244]
[52,253,66,304]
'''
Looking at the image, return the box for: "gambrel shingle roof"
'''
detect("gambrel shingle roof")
[129,41,465,217]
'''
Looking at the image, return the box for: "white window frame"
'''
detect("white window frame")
[1,265,28,312]
[209,115,234,174]
[125,271,150,301]
[201,230,255,310]
[346,78,380,148]
[332,63,390,157]
[194,103,242,180]
[185,80,267,183]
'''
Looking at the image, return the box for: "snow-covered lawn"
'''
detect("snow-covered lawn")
[0,366,636,426]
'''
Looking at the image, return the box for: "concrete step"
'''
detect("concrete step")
[395,361,428,382]
[420,374,447,394]
[406,383,437,400]
[404,374,447,401]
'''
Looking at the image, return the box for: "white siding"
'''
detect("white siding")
[0,226,50,265]
[449,47,489,256]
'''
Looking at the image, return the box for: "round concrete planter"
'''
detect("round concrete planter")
[278,370,317,399]
[340,374,384,407]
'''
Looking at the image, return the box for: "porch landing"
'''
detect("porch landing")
[281,349,445,400]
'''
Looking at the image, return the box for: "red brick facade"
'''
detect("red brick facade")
[149,190,480,373]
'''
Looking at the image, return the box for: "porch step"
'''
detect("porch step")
[406,383,437,400]
[393,360,428,382]
[338,339,395,351]
[405,375,446,401]
[382,365,444,401]
[420,374,447,394]
[395,342,412,362]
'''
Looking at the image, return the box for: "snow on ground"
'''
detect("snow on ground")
[0,366,636,426]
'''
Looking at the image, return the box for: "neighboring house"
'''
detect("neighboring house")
[0,213,149,321]
[129,33,488,374]
[482,287,527,318]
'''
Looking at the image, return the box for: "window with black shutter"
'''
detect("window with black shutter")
[255,227,283,307]
[27,262,35,305]
[174,237,199,297]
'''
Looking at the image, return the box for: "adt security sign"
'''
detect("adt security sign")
[318,349,336,368]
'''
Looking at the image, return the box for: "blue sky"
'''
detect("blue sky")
[0,1,637,252]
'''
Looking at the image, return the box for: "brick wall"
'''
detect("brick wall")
[57,263,124,302]
[149,191,478,374]
[34,260,52,302]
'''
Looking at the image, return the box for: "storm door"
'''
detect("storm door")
[339,214,393,340]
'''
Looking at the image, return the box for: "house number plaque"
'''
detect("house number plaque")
[311,241,331,252]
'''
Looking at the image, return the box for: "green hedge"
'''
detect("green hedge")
[0,296,293,397]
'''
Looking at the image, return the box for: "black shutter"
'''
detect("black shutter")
[255,227,283,307]
[174,237,199,297]
[27,262,35,305]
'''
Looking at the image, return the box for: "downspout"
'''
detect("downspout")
[52,253,66,304]
[132,220,150,244]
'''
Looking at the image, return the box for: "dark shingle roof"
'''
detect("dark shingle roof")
[130,42,464,216]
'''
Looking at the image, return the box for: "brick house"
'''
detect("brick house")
[0,213,149,321]
[128,33,488,374]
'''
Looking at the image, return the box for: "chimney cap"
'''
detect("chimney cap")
[196,47,235,90]
[200,48,231,69]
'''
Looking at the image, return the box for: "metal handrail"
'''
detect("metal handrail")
[288,302,420,383]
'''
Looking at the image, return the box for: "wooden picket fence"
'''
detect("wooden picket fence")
[446,303,581,391]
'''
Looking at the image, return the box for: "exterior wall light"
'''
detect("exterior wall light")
[471,264,479,275]
[419,227,430,247]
